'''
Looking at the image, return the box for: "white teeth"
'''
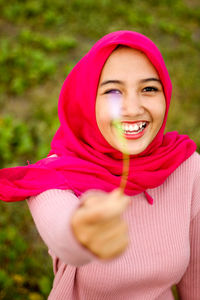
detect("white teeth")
[121,122,146,132]
[132,124,139,131]
[129,124,133,130]
[125,124,129,131]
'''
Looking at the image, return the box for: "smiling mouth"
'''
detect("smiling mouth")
[121,121,148,135]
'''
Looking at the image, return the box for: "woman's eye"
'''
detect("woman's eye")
[143,86,158,92]
[104,89,121,95]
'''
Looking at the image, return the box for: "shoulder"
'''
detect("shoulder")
[164,152,200,220]
[182,152,200,220]
[187,151,200,165]
[27,189,77,211]
[165,151,200,190]
[177,151,200,178]
[176,151,200,193]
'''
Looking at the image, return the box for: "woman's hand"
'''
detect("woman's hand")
[71,188,130,259]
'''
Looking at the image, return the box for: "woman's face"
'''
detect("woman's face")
[95,47,166,155]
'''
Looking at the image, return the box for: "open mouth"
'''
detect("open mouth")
[121,121,148,136]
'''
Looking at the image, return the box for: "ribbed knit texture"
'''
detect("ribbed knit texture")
[27,152,200,300]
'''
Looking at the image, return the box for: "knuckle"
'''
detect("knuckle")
[78,231,90,245]
[89,240,102,256]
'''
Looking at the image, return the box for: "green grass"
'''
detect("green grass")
[0,201,53,300]
[0,0,199,298]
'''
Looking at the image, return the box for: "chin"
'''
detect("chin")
[115,139,148,154]
[127,148,146,156]
[114,144,145,155]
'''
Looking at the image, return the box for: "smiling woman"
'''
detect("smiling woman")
[0,31,200,300]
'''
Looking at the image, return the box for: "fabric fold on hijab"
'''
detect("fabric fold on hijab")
[0,31,196,204]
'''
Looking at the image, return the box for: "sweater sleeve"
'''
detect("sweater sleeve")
[27,189,97,266]
[176,209,200,299]
[176,167,200,299]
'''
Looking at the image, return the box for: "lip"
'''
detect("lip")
[121,120,149,124]
[121,121,149,140]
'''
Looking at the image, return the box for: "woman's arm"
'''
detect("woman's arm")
[27,189,96,266]
[176,209,200,299]
[176,169,200,299]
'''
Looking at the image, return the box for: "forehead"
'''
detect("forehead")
[99,46,159,80]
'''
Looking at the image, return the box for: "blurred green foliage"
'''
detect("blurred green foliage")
[0,0,199,298]
[0,30,76,95]
[0,201,53,300]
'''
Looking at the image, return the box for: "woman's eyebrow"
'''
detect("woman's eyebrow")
[100,78,161,87]
[100,80,123,87]
[139,78,161,83]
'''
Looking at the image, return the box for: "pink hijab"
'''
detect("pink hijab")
[0,31,196,204]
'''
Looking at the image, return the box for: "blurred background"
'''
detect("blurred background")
[0,0,199,299]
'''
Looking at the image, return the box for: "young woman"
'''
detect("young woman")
[1,31,199,299]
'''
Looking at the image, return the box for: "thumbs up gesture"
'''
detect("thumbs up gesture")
[71,188,130,259]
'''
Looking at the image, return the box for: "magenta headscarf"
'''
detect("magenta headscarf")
[0,31,196,204]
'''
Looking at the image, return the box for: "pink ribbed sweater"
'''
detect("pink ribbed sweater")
[27,152,200,300]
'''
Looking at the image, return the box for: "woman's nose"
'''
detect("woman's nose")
[121,93,145,117]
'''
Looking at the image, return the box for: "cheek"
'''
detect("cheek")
[96,98,110,125]
[153,97,166,125]
[160,98,166,122]
[95,101,113,142]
